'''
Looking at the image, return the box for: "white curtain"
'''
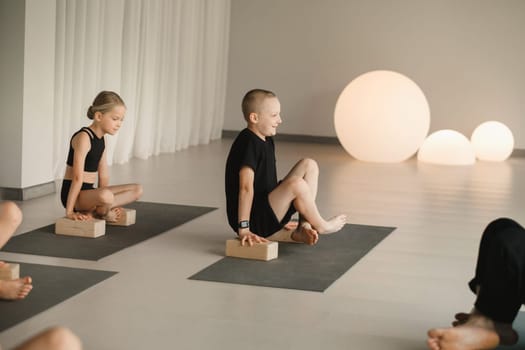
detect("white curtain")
[53,0,230,178]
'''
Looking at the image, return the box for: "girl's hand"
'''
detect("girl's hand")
[66,211,90,221]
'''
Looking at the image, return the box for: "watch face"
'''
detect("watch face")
[239,220,249,228]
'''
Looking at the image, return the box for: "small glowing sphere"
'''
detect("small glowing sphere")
[417,130,476,165]
[334,70,430,162]
[471,121,514,161]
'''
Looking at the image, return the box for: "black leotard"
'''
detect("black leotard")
[66,127,105,172]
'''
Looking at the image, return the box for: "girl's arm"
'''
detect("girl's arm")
[97,150,109,188]
[65,132,90,219]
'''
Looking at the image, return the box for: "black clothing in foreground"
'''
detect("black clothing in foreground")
[469,218,525,323]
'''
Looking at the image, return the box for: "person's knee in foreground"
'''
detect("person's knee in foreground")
[427,218,525,350]
[60,91,143,223]
[0,201,32,300]
[13,326,82,350]
[225,88,346,246]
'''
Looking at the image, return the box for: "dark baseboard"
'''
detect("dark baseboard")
[0,181,56,201]
[512,149,525,158]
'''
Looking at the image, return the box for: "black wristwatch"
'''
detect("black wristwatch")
[238,220,250,229]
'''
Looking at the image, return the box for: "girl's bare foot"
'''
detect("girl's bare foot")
[0,276,33,300]
[291,222,319,245]
[104,207,122,223]
[317,214,347,234]
[283,220,299,231]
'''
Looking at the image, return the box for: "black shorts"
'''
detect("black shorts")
[60,179,95,208]
[250,195,296,238]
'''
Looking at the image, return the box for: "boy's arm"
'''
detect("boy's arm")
[238,166,268,246]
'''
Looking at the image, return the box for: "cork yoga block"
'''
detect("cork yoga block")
[225,239,278,261]
[55,217,106,238]
[0,263,20,280]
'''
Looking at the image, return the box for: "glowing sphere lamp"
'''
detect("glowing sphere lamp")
[417,130,476,165]
[334,70,430,162]
[471,121,514,161]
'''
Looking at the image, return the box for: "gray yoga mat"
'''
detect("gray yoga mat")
[2,202,216,261]
[0,262,116,332]
[189,224,395,292]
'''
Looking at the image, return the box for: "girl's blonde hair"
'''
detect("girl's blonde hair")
[87,91,126,119]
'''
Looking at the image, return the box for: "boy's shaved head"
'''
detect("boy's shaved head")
[241,89,276,121]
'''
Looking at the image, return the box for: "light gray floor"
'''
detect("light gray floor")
[1,138,524,349]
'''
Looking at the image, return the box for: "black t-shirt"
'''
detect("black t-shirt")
[225,128,277,232]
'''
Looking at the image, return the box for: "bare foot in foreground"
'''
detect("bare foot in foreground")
[427,326,500,350]
[291,222,319,245]
[0,276,33,300]
[452,311,518,345]
[452,312,470,326]
[317,214,347,234]
[103,207,122,223]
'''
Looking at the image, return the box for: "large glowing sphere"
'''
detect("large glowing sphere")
[471,121,514,161]
[334,70,430,162]
[417,130,476,165]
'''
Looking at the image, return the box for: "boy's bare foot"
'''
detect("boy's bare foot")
[103,207,122,223]
[0,276,33,300]
[317,214,347,234]
[427,326,500,350]
[291,222,319,245]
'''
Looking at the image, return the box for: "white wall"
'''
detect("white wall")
[0,0,25,187]
[0,0,55,190]
[21,0,55,188]
[224,0,525,148]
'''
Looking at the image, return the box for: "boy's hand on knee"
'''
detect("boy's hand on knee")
[239,231,268,246]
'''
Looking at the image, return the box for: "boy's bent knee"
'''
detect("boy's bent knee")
[282,176,309,195]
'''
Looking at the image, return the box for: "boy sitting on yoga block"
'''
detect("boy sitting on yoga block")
[225,89,346,247]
